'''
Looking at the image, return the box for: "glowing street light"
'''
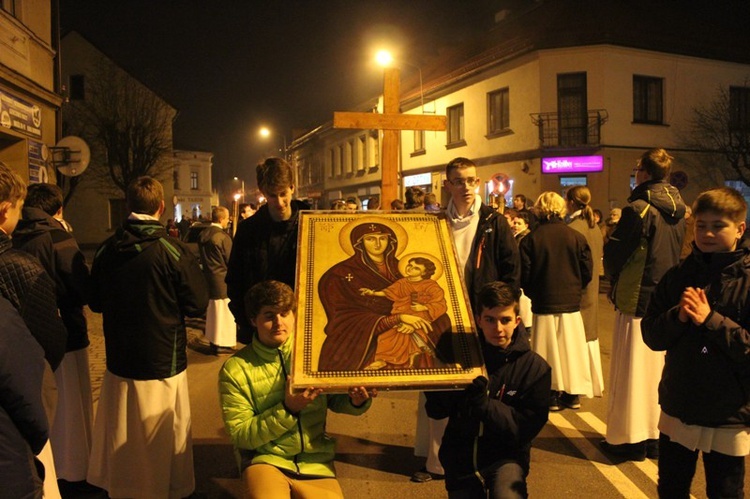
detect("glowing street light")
[258,126,287,159]
[233,176,245,203]
[375,49,394,67]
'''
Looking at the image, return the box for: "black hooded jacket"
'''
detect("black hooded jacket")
[13,206,90,351]
[604,179,685,317]
[90,219,208,380]
[425,327,550,490]
[643,238,750,427]
[226,200,307,336]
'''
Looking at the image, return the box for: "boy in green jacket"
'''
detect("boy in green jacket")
[219,280,376,498]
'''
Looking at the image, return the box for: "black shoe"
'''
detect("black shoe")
[210,343,235,356]
[549,391,563,412]
[600,439,646,461]
[560,392,581,410]
[646,439,659,459]
[410,468,445,483]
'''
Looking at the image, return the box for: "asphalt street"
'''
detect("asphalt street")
[78,289,750,499]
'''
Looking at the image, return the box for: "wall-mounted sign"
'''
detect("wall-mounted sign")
[542,155,603,174]
[403,172,431,187]
[0,90,42,138]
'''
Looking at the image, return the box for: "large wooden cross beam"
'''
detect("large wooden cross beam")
[333,67,446,208]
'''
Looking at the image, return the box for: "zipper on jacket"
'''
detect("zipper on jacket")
[278,349,305,474]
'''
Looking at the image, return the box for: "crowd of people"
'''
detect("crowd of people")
[1,146,749,498]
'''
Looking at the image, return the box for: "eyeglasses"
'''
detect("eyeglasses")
[448,177,479,187]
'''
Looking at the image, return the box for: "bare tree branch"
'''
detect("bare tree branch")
[64,56,175,198]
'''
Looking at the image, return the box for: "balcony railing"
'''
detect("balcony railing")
[530,109,609,148]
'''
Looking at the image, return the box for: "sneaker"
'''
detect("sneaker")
[646,439,659,459]
[600,439,646,462]
[410,468,445,483]
[560,392,581,410]
[549,391,562,412]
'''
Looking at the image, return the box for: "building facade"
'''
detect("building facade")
[290,2,750,214]
[59,31,177,245]
[172,149,214,222]
[0,0,62,185]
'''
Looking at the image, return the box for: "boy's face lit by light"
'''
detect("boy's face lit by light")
[694,211,745,253]
[251,305,295,348]
[477,304,520,350]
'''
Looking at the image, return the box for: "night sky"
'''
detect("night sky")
[59,0,494,193]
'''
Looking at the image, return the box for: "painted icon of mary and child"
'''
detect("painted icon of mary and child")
[317,220,454,372]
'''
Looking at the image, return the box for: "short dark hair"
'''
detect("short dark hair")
[24,182,63,216]
[477,282,520,316]
[445,157,476,177]
[238,203,250,212]
[637,148,673,181]
[244,280,296,321]
[693,187,747,224]
[405,186,425,208]
[126,176,163,215]
[367,196,380,210]
[256,157,294,194]
[0,161,27,205]
[390,199,404,210]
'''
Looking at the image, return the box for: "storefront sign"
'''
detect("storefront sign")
[0,90,42,138]
[542,155,603,174]
[403,172,431,187]
[28,140,48,183]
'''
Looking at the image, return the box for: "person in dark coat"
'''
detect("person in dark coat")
[602,148,686,461]
[414,156,520,483]
[87,176,208,498]
[520,191,593,411]
[426,282,550,498]
[12,182,93,486]
[642,187,750,498]
[0,296,48,499]
[199,206,235,354]
[226,157,308,343]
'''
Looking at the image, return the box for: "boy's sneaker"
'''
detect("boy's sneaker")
[410,468,444,483]
[549,391,562,412]
[560,392,581,409]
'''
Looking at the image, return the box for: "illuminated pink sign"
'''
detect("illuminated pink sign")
[542,155,603,174]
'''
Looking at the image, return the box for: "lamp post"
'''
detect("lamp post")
[233,176,245,203]
[259,126,296,189]
[259,126,287,160]
[232,193,241,237]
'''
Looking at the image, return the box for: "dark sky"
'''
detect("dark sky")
[59,0,494,192]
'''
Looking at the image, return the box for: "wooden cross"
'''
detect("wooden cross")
[333,67,446,207]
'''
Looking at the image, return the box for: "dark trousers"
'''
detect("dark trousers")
[448,462,527,499]
[658,433,745,499]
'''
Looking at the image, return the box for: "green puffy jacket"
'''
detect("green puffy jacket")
[219,333,370,477]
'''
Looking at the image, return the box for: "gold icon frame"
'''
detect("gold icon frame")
[290,211,486,393]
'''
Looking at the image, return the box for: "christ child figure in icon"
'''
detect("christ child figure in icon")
[360,255,448,369]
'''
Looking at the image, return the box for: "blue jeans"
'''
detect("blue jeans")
[447,462,527,499]
[658,433,745,498]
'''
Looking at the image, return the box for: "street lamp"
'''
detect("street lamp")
[259,126,287,159]
[375,49,425,114]
[233,176,245,203]
[232,193,241,237]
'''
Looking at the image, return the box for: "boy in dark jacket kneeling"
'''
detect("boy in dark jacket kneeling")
[426,282,551,498]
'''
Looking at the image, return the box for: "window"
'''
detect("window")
[190,171,198,190]
[367,132,379,168]
[336,145,344,176]
[413,130,425,154]
[69,75,85,101]
[558,73,588,146]
[487,88,510,135]
[633,75,664,124]
[0,0,18,16]
[345,140,354,174]
[109,199,127,230]
[447,104,465,147]
[729,86,750,131]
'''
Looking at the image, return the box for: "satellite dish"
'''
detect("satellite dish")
[51,136,90,177]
